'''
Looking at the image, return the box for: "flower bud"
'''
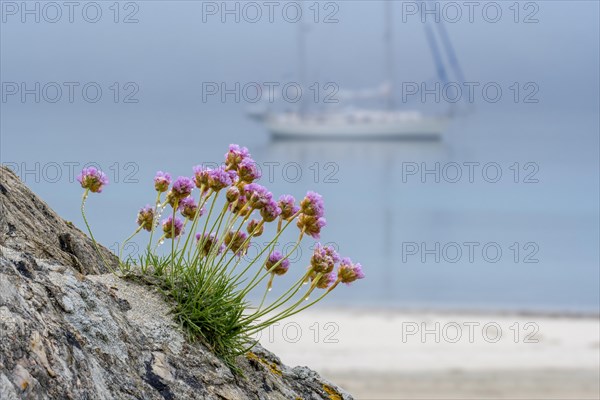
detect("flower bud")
[226,186,240,203]
[224,230,249,255]
[179,197,203,220]
[196,233,225,257]
[167,177,194,206]
[230,195,250,217]
[247,219,264,237]
[278,195,299,219]
[136,205,155,231]
[225,144,250,170]
[238,158,261,183]
[193,165,210,189]
[162,216,184,239]
[208,166,233,191]
[311,272,335,289]
[310,243,339,273]
[337,257,365,285]
[297,214,326,239]
[260,200,281,223]
[300,191,324,218]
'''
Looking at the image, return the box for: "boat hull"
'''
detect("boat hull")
[266,116,449,140]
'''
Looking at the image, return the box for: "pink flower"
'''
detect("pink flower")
[193,165,210,189]
[154,171,171,192]
[260,200,281,223]
[196,233,225,257]
[179,197,203,220]
[243,183,272,210]
[300,191,324,218]
[246,219,264,237]
[278,195,300,219]
[297,214,326,239]
[225,144,250,170]
[162,216,184,239]
[337,258,365,285]
[224,230,249,255]
[265,251,290,276]
[238,158,261,183]
[166,176,194,206]
[208,166,233,191]
[77,167,108,193]
[312,272,336,289]
[310,243,339,274]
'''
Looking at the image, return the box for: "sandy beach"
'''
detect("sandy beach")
[257,308,600,399]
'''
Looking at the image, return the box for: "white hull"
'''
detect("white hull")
[265,111,449,140]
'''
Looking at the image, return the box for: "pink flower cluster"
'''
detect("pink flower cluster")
[77,144,364,291]
[308,243,364,289]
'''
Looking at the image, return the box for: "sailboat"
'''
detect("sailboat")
[251,2,465,140]
[263,109,450,140]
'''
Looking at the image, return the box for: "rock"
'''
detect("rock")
[0,166,353,400]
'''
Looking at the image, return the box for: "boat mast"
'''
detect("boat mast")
[435,21,465,84]
[384,2,395,110]
[297,0,308,116]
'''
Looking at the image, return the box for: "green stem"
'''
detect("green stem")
[186,191,221,272]
[209,202,250,267]
[242,270,311,323]
[228,216,299,290]
[201,192,219,242]
[255,273,274,312]
[176,219,189,249]
[120,226,142,261]
[170,200,178,281]
[268,284,334,323]
[154,234,166,251]
[181,188,211,261]
[197,215,250,296]
[236,228,304,298]
[147,192,162,258]
[202,203,231,266]
[245,279,336,334]
[80,189,114,273]
[221,219,264,279]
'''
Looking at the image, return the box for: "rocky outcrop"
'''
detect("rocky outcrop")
[0,166,352,400]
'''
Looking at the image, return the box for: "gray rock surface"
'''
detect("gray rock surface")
[0,166,352,400]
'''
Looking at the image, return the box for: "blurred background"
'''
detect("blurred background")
[1,1,599,398]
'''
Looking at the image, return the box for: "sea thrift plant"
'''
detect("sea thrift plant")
[77,144,364,369]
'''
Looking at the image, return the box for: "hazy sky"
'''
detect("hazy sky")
[1,1,598,114]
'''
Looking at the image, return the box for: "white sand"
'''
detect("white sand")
[256,308,600,399]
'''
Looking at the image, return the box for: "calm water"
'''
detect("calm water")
[3,105,598,314]
[2,1,599,313]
